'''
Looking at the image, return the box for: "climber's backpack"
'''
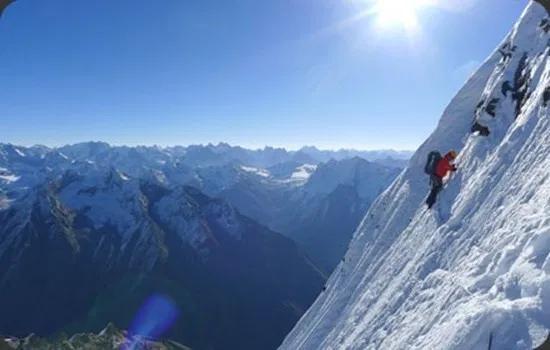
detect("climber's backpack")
[424,151,442,175]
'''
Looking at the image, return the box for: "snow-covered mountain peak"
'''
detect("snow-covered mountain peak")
[304,157,398,200]
[281,2,550,350]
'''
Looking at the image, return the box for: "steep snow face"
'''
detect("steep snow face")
[281,3,550,350]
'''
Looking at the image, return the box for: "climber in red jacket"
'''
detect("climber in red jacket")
[426,150,458,209]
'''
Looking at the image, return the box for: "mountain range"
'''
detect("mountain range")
[0,142,406,349]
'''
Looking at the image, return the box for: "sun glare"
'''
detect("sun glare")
[372,0,432,31]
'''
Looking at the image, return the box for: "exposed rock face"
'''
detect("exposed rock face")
[0,323,191,350]
[0,174,324,350]
[534,334,550,350]
[535,0,550,14]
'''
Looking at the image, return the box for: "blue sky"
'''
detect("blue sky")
[0,0,526,150]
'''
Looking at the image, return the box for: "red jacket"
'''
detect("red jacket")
[435,155,457,178]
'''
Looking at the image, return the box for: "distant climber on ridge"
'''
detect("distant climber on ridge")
[424,150,458,209]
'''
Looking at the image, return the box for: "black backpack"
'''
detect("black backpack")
[424,151,442,175]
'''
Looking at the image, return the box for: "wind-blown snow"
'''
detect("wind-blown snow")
[280,3,550,350]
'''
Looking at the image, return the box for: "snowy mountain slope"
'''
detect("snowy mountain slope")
[0,142,407,207]
[281,158,401,273]
[0,140,402,280]
[280,3,550,350]
[0,142,409,177]
[297,146,413,165]
[0,170,325,349]
[304,158,398,202]
[197,157,400,273]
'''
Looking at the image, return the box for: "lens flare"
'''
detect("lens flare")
[122,294,180,350]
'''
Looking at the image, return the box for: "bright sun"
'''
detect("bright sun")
[372,0,432,31]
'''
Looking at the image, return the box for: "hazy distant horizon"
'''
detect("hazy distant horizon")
[2,140,415,154]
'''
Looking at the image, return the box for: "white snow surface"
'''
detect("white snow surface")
[240,165,271,178]
[0,174,19,183]
[13,148,25,157]
[291,164,317,181]
[58,169,141,237]
[0,167,19,184]
[280,3,550,350]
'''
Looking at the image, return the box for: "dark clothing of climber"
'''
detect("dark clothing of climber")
[426,176,444,209]
[426,151,457,209]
